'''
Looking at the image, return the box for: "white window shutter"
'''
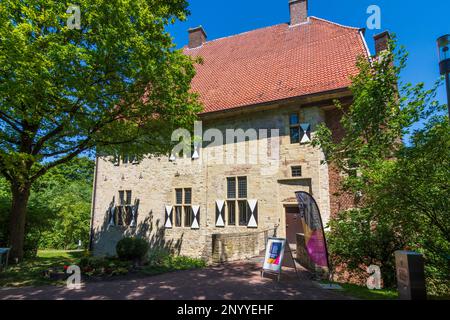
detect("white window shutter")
[165,206,173,228]
[215,200,225,227]
[247,199,258,228]
[191,205,200,229]
[300,123,311,143]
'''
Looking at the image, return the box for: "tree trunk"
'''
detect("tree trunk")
[8,182,31,263]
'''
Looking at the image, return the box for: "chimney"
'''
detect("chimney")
[374,31,391,55]
[188,26,207,49]
[289,0,308,26]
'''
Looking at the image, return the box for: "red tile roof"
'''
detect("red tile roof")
[184,17,369,114]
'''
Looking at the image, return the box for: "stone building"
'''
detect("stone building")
[89,0,389,262]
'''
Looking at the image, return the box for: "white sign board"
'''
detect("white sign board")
[262,237,286,273]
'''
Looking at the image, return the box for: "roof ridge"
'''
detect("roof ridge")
[184,23,287,51]
[309,16,362,31]
[184,16,362,52]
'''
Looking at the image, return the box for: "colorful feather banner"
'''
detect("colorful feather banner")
[295,191,330,269]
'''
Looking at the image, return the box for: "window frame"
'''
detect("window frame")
[289,113,300,144]
[291,166,302,177]
[116,190,132,227]
[174,188,194,228]
[226,176,249,227]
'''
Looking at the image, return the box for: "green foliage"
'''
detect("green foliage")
[320,281,399,300]
[79,256,132,277]
[116,237,149,262]
[0,0,201,260]
[144,248,206,275]
[0,157,94,255]
[313,38,449,295]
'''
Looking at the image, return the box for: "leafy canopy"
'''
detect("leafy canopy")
[0,0,201,184]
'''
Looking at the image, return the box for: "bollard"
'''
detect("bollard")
[395,251,427,300]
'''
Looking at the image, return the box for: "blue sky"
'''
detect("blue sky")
[167,0,449,131]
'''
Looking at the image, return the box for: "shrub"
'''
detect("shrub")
[116,237,149,262]
[147,247,171,266]
[78,256,132,276]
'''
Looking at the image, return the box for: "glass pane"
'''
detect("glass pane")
[238,177,247,198]
[290,114,299,125]
[290,127,300,144]
[175,206,182,227]
[227,177,236,199]
[126,190,132,204]
[119,191,125,205]
[238,200,247,226]
[227,201,236,225]
[184,188,192,205]
[175,189,183,204]
[184,206,192,227]
[291,166,302,177]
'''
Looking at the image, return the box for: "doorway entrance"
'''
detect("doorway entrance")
[285,205,304,246]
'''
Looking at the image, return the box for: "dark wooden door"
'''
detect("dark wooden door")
[285,206,303,245]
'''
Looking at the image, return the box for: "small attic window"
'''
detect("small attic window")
[291,166,302,177]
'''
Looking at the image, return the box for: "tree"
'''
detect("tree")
[0,0,201,261]
[313,38,449,292]
[0,157,94,256]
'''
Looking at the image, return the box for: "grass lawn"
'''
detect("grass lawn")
[319,281,399,300]
[0,250,85,288]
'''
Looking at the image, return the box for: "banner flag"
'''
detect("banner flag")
[295,191,330,269]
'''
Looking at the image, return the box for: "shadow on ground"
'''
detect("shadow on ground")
[0,258,349,300]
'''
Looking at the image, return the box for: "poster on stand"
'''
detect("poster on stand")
[262,237,286,273]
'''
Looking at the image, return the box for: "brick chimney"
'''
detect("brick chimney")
[188,26,207,49]
[374,31,391,55]
[289,0,308,26]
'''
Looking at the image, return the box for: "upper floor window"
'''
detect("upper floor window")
[289,113,300,144]
[114,154,139,166]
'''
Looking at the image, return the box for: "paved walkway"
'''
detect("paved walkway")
[0,258,349,300]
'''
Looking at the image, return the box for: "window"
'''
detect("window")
[238,200,249,226]
[226,177,249,226]
[227,201,236,225]
[291,166,302,177]
[238,177,247,198]
[227,177,236,199]
[175,206,182,227]
[184,189,192,205]
[174,188,193,228]
[114,154,139,166]
[184,206,193,227]
[290,113,300,144]
[126,190,132,204]
[116,190,132,226]
[175,189,183,204]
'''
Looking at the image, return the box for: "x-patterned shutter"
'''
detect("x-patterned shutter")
[215,200,225,227]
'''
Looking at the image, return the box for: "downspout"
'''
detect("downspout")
[88,155,99,252]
